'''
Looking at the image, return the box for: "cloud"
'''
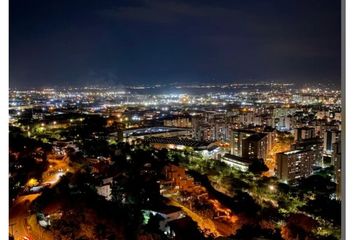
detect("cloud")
[98,0,242,24]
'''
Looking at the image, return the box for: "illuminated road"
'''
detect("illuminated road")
[169,198,240,237]
[9,194,42,240]
[165,181,240,238]
[169,199,221,237]
[9,155,74,240]
[263,140,292,177]
[42,155,73,185]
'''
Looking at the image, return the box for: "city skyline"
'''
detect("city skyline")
[9,1,343,240]
[9,84,342,239]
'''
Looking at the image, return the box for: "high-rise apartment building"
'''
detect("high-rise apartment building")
[294,127,316,142]
[276,149,316,182]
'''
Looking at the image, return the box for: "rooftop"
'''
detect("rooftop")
[232,129,256,134]
[144,137,215,148]
[123,127,189,137]
[245,133,268,141]
[223,154,253,164]
[280,149,313,155]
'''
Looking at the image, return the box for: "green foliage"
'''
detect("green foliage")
[301,195,341,225]
[81,139,110,157]
[248,158,269,175]
[232,224,282,240]
[298,174,336,197]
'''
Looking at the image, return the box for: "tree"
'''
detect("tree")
[223,175,250,192]
[94,223,108,239]
[51,218,80,240]
[155,148,168,161]
[249,159,269,175]
[233,224,282,240]
[144,213,165,235]
[316,235,340,240]
[298,175,336,197]
[281,213,317,240]
[232,190,261,217]
[82,139,110,157]
[300,195,341,225]
[26,178,39,187]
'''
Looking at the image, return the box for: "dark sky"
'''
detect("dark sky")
[10,0,341,88]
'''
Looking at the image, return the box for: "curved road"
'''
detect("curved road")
[9,156,73,240]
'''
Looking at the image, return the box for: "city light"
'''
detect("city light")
[8,0,342,238]
[26,178,39,187]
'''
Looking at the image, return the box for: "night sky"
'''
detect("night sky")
[10,0,341,88]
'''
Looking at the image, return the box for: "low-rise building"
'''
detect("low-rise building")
[96,177,113,201]
[123,127,191,143]
[162,164,195,192]
[221,154,252,172]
